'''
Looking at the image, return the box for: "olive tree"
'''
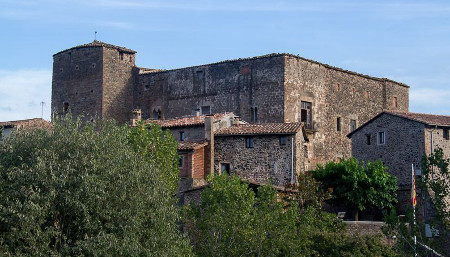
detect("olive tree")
[0,117,192,256]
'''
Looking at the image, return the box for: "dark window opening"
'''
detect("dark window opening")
[301,101,312,129]
[393,97,398,108]
[201,106,211,115]
[280,136,287,146]
[68,52,71,61]
[378,131,385,145]
[92,63,96,68]
[153,109,161,119]
[350,119,357,132]
[337,117,341,132]
[444,129,449,140]
[63,102,69,114]
[75,65,79,70]
[250,107,258,122]
[180,131,185,141]
[119,52,124,60]
[246,137,254,148]
[366,134,371,145]
[179,156,183,168]
[221,163,230,175]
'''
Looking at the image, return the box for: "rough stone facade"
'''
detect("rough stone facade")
[348,111,450,214]
[52,40,409,171]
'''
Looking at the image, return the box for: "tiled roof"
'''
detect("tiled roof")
[386,111,450,127]
[54,40,136,56]
[149,112,236,128]
[0,118,51,129]
[347,111,450,138]
[177,141,208,151]
[214,123,302,136]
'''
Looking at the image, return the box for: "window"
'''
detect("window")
[350,119,357,132]
[245,137,254,148]
[63,102,69,114]
[179,156,184,168]
[378,131,386,145]
[393,97,398,108]
[153,109,161,119]
[201,106,211,115]
[75,65,79,70]
[221,163,230,175]
[279,136,287,146]
[337,117,341,132]
[366,134,371,145]
[444,129,449,140]
[119,52,124,60]
[68,52,72,61]
[180,131,185,141]
[301,101,312,129]
[250,107,258,122]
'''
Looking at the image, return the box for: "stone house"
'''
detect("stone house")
[0,118,51,140]
[52,40,409,171]
[348,111,450,214]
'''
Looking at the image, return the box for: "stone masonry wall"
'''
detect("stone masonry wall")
[52,47,104,119]
[102,47,136,124]
[134,56,285,123]
[167,126,205,142]
[284,56,409,167]
[214,134,302,186]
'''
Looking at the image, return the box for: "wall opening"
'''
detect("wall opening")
[245,137,254,148]
[301,101,312,129]
[337,117,341,132]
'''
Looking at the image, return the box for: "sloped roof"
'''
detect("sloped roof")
[177,141,208,151]
[54,40,136,56]
[0,118,50,128]
[214,123,302,136]
[149,112,236,128]
[347,111,450,138]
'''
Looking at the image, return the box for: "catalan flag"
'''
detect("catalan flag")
[411,164,416,207]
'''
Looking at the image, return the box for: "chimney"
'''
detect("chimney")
[194,108,201,117]
[204,116,215,177]
[130,109,142,126]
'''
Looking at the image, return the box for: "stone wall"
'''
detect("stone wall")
[52,47,104,119]
[134,56,285,123]
[284,56,409,166]
[167,126,205,142]
[214,134,303,186]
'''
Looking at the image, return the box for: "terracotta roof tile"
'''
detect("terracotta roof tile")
[386,111,450,127]
[177,141,208,151]
[54,40,136,56]
[0,118,51,129]
[214,123,302,136]
[149,112,236,128]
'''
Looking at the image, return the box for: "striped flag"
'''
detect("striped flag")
[411,164,417,207]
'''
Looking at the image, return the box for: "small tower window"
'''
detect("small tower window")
[366,134,371,145]
[350,119,357,132]
[180,131,185,141]
[336,117,341,132]
[245,137,254,148]
[378,131,386,145]
[201,106,211,115]
[279,136,287,146]
[63,102,69,114]
[393,97,398,108]
[119,52,124,60]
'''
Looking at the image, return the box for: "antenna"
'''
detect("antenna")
[40,101,45,119]
[95,31,97,40]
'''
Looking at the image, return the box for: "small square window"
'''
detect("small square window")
[378,131,385,145]
[180,131,185,141]
[201,106,211,115]
[280,136,286,146]
[246,137,254,148]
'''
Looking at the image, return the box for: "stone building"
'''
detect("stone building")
[348,111,450,214]
[52,40,409,174]
[0,118,51,140]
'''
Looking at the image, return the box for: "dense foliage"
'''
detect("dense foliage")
[185,174,399,257]
[0,117,192,256]
[312,158,398,220]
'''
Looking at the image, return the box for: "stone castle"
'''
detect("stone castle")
[51,40,409,173]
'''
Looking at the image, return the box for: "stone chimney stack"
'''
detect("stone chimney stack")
[130,109,142,126]
[204,116,215,177]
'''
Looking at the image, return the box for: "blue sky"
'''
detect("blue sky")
[0,0,449,121]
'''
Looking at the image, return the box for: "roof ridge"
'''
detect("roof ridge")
[54,40,136,56]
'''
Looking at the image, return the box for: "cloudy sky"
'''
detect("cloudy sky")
[0,0,449,121]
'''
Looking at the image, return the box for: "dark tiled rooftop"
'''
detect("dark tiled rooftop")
[54,40,136,56]
[387,111,450,127]
[215,123,302,136]
[177,141,208,151]
[149,112,235,128]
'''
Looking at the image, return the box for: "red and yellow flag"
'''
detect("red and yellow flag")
[411,164,416,207]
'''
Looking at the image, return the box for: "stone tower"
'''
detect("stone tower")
[51,40,137,123]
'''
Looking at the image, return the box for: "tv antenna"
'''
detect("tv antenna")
[40,101,45,119]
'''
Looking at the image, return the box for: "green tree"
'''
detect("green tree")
[312,158,398,220]
[0,116,192,256]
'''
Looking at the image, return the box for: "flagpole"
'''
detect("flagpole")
[412,163,417,257]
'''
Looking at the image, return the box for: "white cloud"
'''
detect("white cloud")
[410,88,450,115]
[0,69,52,122]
